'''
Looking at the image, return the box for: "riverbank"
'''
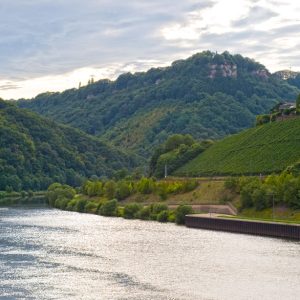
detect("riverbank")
[185,214,300,239]
[0,192,46,207]
[46,179,300,230]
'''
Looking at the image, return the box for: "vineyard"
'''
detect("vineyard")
[175,118,300,176]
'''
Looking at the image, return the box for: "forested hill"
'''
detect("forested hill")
[0,100,134,191]
[17,51,299,157]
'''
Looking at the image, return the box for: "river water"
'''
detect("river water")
[0,208,299,300]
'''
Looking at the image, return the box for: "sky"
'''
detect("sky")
[0,0,299,99]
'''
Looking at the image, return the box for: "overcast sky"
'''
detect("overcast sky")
[0,0,299,99]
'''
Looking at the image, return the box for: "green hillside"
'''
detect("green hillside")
[175,118,300,176]
[17,51,299,157]
[0,100,134,191]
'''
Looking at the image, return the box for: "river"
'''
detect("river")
[0,207,299,300]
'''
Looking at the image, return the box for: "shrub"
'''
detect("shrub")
[175,205,193,225]
[252,187,267,211]
[117,206,124,217]
[116,181,132,200]
[46,183,76,207]
[123,203,142,219]
[137,206,151,220]
[137,177,154,194]
[157,210,169,222]
[66,199,78,211]
[54,197,69,210]
[76,199,88,212]
[151,203,168,214]
[157,184,168,200]
[103,181,117,199]
[167,211,176,222]
[99,199,118,216]
[84,201,98,213]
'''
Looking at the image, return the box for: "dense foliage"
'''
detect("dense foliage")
[225,171,300,210]
[0,100,134,191]
[81,177,198,201]
[287,74,300,90]
[176,117,300,176]
[17,51,299,157]
[47,182,194,224]
[149,134,213,177]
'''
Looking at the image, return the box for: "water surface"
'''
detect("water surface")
[0,208,299,299]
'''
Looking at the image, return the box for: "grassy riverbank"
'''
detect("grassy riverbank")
[235,207,300,224]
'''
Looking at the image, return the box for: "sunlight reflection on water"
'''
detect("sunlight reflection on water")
[0,208,299,300]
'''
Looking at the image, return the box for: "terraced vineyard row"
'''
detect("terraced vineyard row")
[175,118,300,176]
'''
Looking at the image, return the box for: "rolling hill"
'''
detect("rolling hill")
[17,51,299,157]
[175,117,300,176]
[0,100,134,191]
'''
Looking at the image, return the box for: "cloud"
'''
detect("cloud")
[0,0,209,80]
[0,83,21,91]
[0,0,300,99]
[232,6,278,27]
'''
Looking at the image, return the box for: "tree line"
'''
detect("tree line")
[46,178,197,224]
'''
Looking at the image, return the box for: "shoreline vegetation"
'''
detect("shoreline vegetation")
[44,171,300,225]
[46,178,198,225]
[1,167,300,225]
[0,191,46,206]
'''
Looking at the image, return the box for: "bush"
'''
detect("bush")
[167,211,176,222]
[252,187,267,211]
[157,184,168,200]
[175,205,193,225]
[54,197,69,210]
[137,206,151,220]
[99,199,118,216]
[123,203,142,219]
[116,181,132,200]
[103,181,117,199]
[66,199,78,211]
[151,203,168,214]
[157,210,169,222]
[46,183,76,207]
[85,201,98,213]
[137,177,154,194]
[117,206,125,217]
[76,199,88,212]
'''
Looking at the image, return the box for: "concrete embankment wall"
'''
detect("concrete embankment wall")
[185,215,300,239]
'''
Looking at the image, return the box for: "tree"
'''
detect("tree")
[104,180,116,199]
[123,203,141,219]
[46,183,76,206]
[116,181,131,200]
[164,134,194,152]
[99,199,118,216]
[175,205,193,225]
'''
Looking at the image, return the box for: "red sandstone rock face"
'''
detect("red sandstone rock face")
[208,61,270,80]
[208,62,238,79]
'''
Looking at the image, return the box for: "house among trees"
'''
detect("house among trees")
[256,97,299,126]
[277,102,296,112]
